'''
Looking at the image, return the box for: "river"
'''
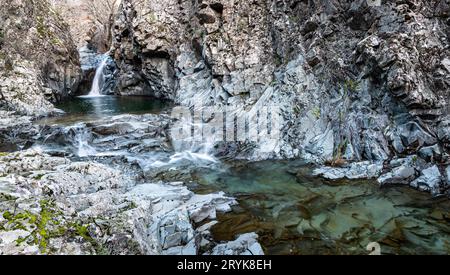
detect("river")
[33,95,450,255]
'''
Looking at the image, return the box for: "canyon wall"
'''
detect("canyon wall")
[111,0,450,168]
[0,0,82,115]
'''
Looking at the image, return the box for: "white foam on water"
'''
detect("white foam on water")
[75,129,97,157]
[158,112,220,168]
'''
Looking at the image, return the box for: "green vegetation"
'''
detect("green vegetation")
[50,37,62,46]
[270,79,278,86]
[327,139,349,167]
[33,174,45,180]
[237,19,247,31]
[157,25,166,33]
[36,16,62,46]
[339,110,345,123]
[0,30,4,41]
[0,193,16,202]
[193,29,206,39]
[2,200,65,252]
[146,12,157,24]
[274,55,283,67]
[335,139,348,160]
[36,16,47,38]
[289,15,299,22]
[312,107,321,120]
[343,79,360,93]
[4,58,14,72]
[0,199,101,254]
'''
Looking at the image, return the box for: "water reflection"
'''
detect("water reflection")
[38,96,169,125]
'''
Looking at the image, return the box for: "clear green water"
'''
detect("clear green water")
[34,96,450,255]
[191,160,450,255]
[38,96,168,125]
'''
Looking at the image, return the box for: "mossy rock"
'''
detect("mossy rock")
[1,199,101,254]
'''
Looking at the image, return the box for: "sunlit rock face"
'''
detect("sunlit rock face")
[0,0,81,114]
[111,0,450,190]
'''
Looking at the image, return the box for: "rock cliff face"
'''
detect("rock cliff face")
[0,0,81,116]
[111,1,449,175]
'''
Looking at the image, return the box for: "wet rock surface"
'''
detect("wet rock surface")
[313,161,383,180]
[0,148,255,255]
[78,47,118,96]
[0,112,264,255]
[207,233,264,256]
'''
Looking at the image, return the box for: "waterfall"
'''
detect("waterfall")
[83,56,109,98]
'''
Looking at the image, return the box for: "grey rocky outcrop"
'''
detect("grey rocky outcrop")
[0,0,81,108]
[0,0,82,151]
[377,156,449,195]
[109,0,449,195]
[206,233,264,256]
[410,166,443,196]
[0,149,262,255]
[110,0,449,166]
[313,161,383,180]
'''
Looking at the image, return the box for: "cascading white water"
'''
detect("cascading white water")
[164,121,218,166]
[148,112,219,168]
[83,56,109,98]
[68,123,97,157]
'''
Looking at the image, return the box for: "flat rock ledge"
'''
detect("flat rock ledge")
[313,157,450,196]
[0,149,263,255]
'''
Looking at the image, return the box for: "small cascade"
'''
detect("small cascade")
[150,114,219,168]
[68,123,97,157]
[81,56,109,98]
[176,113,219,157]
[171,122,218,164]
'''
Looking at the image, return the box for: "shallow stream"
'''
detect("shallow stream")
[35,96,450,255]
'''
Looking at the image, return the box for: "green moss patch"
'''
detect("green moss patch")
[0,199,103,254]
